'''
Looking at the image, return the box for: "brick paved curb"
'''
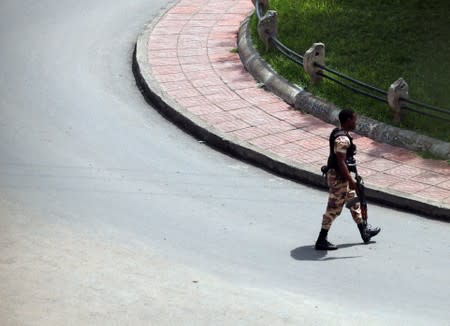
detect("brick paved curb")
[132,4,449,221]
[132,9,325,185]
[238,17,450,160]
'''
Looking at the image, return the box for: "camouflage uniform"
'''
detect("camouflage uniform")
[321,135,363,230]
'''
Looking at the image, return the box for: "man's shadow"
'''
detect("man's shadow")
[290,242,374,261]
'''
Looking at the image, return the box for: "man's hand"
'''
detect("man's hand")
[348,178,360,196]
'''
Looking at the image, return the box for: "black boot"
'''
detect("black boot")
[315,228,337,250]
[357,222,381,243]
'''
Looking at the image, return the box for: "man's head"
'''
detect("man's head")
[339,109,357,131]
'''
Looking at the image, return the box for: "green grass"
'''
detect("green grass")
[250,0,450,142]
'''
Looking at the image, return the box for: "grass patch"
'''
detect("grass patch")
[250,0,450,142]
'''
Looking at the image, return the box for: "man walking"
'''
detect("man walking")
[315,109,380,250]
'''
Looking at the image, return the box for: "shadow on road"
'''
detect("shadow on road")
[290,243,370,261]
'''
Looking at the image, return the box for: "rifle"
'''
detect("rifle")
[345,163,368,222]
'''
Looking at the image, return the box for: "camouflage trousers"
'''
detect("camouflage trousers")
[321,170,363,230]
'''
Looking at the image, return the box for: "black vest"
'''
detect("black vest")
[327,128,357,172]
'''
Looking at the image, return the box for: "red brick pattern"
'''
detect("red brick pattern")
[146,0,450,206]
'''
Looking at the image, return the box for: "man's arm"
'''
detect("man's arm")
[336,152,357,193]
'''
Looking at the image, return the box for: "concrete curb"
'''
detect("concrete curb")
[132,8,449,221]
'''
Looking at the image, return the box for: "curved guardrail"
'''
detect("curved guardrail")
[254,0,450,123]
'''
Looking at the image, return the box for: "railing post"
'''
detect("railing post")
[387,78,409,122]
[257,10,278,51]
[252,0,270,15]
[303,43,325,85]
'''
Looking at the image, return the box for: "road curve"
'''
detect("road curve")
[0,0,449,325]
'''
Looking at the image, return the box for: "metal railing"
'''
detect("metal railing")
[254,0,450,123]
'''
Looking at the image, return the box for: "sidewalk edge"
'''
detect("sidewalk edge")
[132,11,449,221]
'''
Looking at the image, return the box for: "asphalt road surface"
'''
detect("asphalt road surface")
[0,1,449,325]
